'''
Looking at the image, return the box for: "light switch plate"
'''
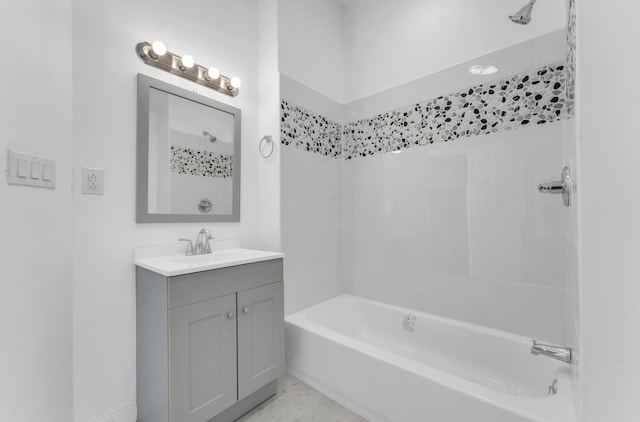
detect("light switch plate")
[6,149,56,189]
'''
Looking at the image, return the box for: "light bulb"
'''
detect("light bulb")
[151,41,166,56]
[207,67,220,80]
[230,76,242,89]
[181,54,195,69]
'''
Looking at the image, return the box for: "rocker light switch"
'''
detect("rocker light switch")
[30,162,42,180]
[42,163,53,181]
[17,158,28,178]
[7,149,56,189]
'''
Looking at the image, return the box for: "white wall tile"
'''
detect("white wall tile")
[347,267,566,344]
[282,147,339,193]
[343,154,386,194]
[427,187,468,230]
[344,120,569,340]
[388,190,429,234]
[282,188,342,230]
[415,230,470,276]
[284,261,343,314]
[470,227,564,288]
[283,228,343,315]
[353,191,389,229]
[343,228,390,266]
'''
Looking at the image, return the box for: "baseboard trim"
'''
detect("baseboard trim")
[94,404,138,422]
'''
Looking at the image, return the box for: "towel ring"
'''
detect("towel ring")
[259,135,275,158]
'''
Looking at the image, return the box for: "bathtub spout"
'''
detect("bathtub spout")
[531,340,572,364]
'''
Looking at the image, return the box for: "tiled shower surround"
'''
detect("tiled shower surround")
[280,32,574,342]
[281,62,572,159]
[170,145,233,178]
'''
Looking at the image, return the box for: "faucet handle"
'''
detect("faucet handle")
[204,235,214,253]
[178,238,195,256]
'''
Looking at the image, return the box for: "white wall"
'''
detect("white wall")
[578,1,640,420]
[71,1,261,420]
[278,0,345,103]
[342,0,566,102]
[258,0,282,253]
[0,1,74,421]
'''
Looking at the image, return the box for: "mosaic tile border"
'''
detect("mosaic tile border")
[566,0,576,116]
[281,61,572,160]
[343,62,570,159]
[170,145,233,178]
[280,100,342,158]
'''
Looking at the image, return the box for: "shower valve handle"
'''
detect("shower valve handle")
[537,181,564,194]
[537,166,572,207]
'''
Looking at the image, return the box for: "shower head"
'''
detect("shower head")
[509,0,537,25]
[202,131,217,143]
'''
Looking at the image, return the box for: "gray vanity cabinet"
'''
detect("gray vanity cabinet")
[136,258,284,422]
[237,282,284,400]
[169,294,237,422]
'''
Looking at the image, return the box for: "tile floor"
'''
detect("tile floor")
[236,373,367,422]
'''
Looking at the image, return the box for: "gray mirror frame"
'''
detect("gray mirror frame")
[136,73,241,223]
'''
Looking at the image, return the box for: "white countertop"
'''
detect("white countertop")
[135,247,284,277]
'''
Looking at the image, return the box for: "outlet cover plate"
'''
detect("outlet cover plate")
[81,167,104,195]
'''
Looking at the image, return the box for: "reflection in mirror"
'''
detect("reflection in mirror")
[137,74,241,223]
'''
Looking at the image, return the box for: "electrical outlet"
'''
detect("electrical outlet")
[81,167,104,195]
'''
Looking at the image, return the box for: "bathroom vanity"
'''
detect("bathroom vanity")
[135,249,284,422]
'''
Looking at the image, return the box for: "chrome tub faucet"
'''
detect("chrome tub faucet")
[531,340,572,364]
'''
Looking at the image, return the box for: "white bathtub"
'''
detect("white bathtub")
[285,295,574,422]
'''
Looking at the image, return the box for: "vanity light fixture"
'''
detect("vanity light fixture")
[135,41,241,97]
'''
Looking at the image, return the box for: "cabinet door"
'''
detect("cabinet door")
[237,282,284,400]
[169,294,237,422]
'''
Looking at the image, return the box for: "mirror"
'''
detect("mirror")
[137,74,241,222]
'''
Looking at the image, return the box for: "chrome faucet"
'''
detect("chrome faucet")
[531,340,572,364]
[195,228,213,255]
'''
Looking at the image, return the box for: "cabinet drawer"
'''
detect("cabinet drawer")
[168,259,283,309]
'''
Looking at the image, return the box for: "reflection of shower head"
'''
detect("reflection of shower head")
[509,0,537,25]
[202,131,217,143]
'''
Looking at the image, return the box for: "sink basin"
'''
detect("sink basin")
[170,250,258,265]
[135,248,284,276]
